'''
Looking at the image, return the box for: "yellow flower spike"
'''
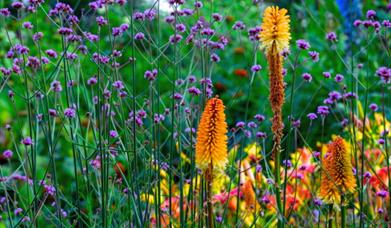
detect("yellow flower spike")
[259,6,291,54]
[319,136,357,204]
[195,98,228,171]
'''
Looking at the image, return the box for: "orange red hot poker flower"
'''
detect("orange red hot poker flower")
[259,6,291,157]
[319,136,356,203]
[195,98,228,171]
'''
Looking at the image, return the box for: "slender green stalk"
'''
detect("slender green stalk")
[341,195,346,228]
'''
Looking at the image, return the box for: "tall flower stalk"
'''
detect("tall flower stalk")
[195,97,228,227]
[319,136,356,226]
[259,6,291,226]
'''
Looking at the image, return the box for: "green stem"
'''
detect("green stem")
[341,195,346,228]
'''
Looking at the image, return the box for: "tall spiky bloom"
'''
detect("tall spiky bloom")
[319,136,357,203]
[195,98,228,171]
[195,97,228,227]
[259,6,291,158]
[259,7,290,225]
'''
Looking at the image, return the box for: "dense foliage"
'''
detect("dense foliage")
[0,0,389,227]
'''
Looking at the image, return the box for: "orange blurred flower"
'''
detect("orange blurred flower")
[319,136,356,203]
[233,69,248,78]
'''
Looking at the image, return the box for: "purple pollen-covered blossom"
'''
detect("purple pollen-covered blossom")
[201,28,215,36]
[49,109,57,117]
[256,132,267,138]
[144,69,158,81]
[302,73,312,82]
[335,74,344,82]
[307,113,317,120]
[232,21,246,30]
[283,160,292,168]
[133,11,144,21]
[112,27,122,37]
[376,66,390,83]
[22,137,33,146]
[366,10,376,19]
[383,20,391,28]
[376,190,388,198]
[87,76,97,85]
[109,130,119,138]
[176,24,186,33]
[1,8,11,16]
[254,114,265,122]
[14,208,23,215]
[96,16,108,26]
[154,114,165,123]
[317,106,330,116]
[369,103,378,111]
[175,79,184,86]
[236,121,245,128]
[134,32,145,40]
[180,8,194,16]
[188,75,197,83]
[173,93,183,100]
[168,0,185,5]
[212,13,223,22]
[194,1,203,8]
[353,19,362,27]
[314,198,322,206]
[165,15,175,24]
[328,91,342,102]
[85,32,99,42]
[341,118,349,127]
[292,119,301,128]
[144,9,156,21]
[343,92,358,100]
[185,128,196,133]
[296,39,310,50]
[309,51,319,62]
[326,32,337,41]
[12,2,24,9]
[112,50,122,58]
[282,68,287,77]
[0,67,11,76]
[23,22,33,29]
[251,64,262,72]
[169,34,183,43]
[248,26,262,41]
[26,56,41,69]
[64,108,76,118]
[280,48,290,58]
[210,53,220,62]
[58,27,73,35]
[78,45,88,55]
[188,87,201,96]
[90,156,101,169]
[323,72,331,78]
[247,121,257,128]
[112,80,125,90]
[120,23,129,32]
[44,185,56,196]
[2,150,13,159]
[50,80,62,92]
[33,32,43,41]
[361,20,373,28]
